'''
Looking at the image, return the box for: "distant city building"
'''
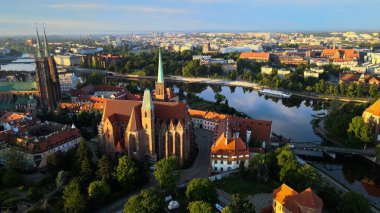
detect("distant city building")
[321,48,360,62]
[203,43,218,54]
[0,48,10,55]
[304,70,320,78]
[261,66,273,75]
[277,69,291,79]
[240,52,270,62]
[58,73,82,94]
[54,54,83,66]
[219,46,252,54]
[365,53,380,65]
[71,47,103,54]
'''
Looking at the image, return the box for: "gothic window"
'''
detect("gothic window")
[145,111,147,118]
[145,124,148,129]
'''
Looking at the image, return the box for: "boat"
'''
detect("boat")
[258,89,292,98]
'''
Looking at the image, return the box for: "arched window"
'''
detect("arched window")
[145,111,147,118]
[145,124,148,129]
[158,88,161,95]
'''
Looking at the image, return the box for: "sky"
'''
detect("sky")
[0,0,380,35]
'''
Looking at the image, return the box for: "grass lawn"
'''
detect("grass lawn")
[214,176,279,197]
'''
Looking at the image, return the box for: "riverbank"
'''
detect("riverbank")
[106,73,371,103]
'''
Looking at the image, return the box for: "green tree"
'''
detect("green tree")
[1,170,23,187]
[224,194,255,213]
[80,155,94,184]
[56,170,68,191]
[347,116,373,145]
[369,84,378,97]
[338,192,371,213]
[96,155,113,181]
[305,86,313,93]
[188,201,213,213]
[46,151,65,175]
[123,188,164,213]
[2,147,28,171]
[62,178,87,213]
[277,148,300,186]
[88,180,111,201]
[113,155,138,190]
[153,156,179,192]
[186,178,218,204]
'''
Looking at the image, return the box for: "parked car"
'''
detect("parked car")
[168,200,180,210]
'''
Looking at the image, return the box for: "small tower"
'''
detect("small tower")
[35,26,43,58]
[141,89,156,162]
[155,49,166,101]
[43,24,49,57]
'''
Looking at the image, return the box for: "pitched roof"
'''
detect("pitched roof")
[240,52,269,59]
[142,89,154,110]
[157,49,164,84]
[273,184,298,205]
[294,188,323,209]
[211,132,249,156]
[0,82,37,92]
[0,112,26,123]
[364,99,380,117]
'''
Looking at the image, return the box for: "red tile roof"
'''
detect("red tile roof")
[240,52,270,60]
[211,132,249,156]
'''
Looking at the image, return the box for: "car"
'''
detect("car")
[168,200,180,210]
[215,203,224,212]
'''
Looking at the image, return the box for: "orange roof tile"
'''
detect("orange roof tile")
[211,132,249,156]
[240,52,269,60]
[0,112,26,123]
[364,99,380,117]
[294,188,323,209]
[273,184,298,205]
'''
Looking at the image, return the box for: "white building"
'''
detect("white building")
[59,73,83,94]
[261,66,273,75]
[211,132,249,172]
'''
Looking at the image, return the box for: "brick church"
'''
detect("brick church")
[99,50,193,163]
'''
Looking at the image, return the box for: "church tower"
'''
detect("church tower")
[155,49,166,101]
[141,89,156,162]
[34,26,61,110]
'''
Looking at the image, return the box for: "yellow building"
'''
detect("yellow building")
[54,55,82,66]
[304,70,319,78]
[261,66,273,75]
[362,99,380,142]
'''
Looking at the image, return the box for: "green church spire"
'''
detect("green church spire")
[142,89,154,110]
[35,26,43,58]
[157,48,164,84]
[43,24,49,57]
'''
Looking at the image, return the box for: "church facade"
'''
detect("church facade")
[99,50,193,163]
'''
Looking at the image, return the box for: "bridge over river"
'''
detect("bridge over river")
[286,142,376,157]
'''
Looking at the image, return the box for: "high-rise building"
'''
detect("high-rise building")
[34,26,61,110]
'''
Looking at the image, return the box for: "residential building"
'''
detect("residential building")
[272,184,323,213]
[261,66,273,75]
[240,52,270,62]
[277,69,291,79]
[321,48,360,62]
[365,53,380,65]
[58,73,82,94]
[54,55,82,66]
[304,70,320,78]
[362,99,380,142]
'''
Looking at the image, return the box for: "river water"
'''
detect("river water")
[125,79,380,205]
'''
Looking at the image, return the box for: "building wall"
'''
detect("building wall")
[211,155,249,172]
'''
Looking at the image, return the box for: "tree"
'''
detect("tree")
[188,201,213,213]
[56,170,68,191]
[153,156,179,192]
[96,155,113,181]
[347,116,373,145]
[123,188,164,213]
[80,155,94,184]
[186,178,218,204]
[76,138,92,163]
[46,151,65,175]
[369,84,378,97]
[305,86,313,94]
[215,93,226,105]
[338,192,371,213]
[277,148,300,186]
[2,147,28,171]
[113,155,138,190]
[62,178,87,213]
[88,180,111,201]
[224,194,255,213]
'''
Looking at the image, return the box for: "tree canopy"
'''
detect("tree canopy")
[338,192,372,213]
[153,156,179,192]
[186,178,218,204]
[188,201,213,213]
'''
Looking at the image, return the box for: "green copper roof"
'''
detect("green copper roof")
[157,49,164,84]
[0,82,37,92]
[141,89,154,110]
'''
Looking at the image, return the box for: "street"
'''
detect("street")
[179,129,213,184]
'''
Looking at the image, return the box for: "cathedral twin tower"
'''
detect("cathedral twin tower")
[34,26,61,110]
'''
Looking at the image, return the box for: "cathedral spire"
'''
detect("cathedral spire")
[43,24,49,57]
[35,26,43,58]
[142,89,154,110]
[157,48,164,84]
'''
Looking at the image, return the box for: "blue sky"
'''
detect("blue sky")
[0,0,380,35]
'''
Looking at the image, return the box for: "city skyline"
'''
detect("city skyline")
[1,0,380,35]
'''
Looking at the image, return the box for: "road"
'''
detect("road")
[179,129,213,184]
